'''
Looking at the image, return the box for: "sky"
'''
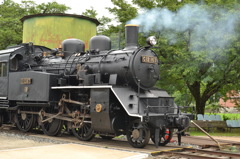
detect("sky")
[0,0,121,19]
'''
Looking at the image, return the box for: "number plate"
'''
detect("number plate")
[21,78,32,85]
[141,56,158,64]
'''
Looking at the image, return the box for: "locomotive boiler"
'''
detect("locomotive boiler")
[0,24,190,148]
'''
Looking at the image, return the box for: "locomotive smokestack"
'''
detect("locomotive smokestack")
[125,24,139,49]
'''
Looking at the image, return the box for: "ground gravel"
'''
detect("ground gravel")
[0,130,69,150]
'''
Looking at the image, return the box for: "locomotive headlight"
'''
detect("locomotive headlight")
[146,36,157,46]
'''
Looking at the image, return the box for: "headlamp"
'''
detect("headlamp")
[146,36,157,46]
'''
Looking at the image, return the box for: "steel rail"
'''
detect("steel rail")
[161,147,240,159]
[183,147,240,158]
[161,151,219,159]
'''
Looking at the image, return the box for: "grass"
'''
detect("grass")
[206,113,240,120]
[189,130,240,137]
[188,127,240,137]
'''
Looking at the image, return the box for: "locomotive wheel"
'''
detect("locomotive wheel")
[41,117,63,136]
[15,107,35,132]
[72,122,95,141]
[70,104,95,141]
[41,109,63,136]
[126,120,150,148]
[151,128,173,146]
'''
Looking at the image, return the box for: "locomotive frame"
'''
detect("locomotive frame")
[0,24,190,148]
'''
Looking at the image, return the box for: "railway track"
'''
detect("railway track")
[158,147,240,159]
[181,136,240,146]
[0,126,240,159]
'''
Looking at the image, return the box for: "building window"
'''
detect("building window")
[0,62,7,77]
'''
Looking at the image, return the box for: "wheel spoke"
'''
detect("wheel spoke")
[81,127,84,136]
[24,120,28,129]
[46,123,50,131]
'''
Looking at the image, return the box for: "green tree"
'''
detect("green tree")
[82,6,98,18]
[0,0,70,49]
[131,0,240,114]
[108,0,138,24]
[81,6,111,34]
[34,1,69,14]
[0,0,24,49]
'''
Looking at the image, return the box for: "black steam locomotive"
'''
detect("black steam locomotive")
[0,24,190,148]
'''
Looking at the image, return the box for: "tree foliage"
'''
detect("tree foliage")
[81,6,111,34]
[108,0,138,24]
[81,6,98,18]
[0,0,70,49]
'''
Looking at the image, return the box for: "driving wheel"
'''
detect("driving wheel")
[126,119,150,148]
[15,107,35,132]
[41,108,63,136]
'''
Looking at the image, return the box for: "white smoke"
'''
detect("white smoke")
[128,4,239,52]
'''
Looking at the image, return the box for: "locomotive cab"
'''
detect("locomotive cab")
[0,46,24,99]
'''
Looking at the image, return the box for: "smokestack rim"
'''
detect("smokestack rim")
[125,24,139,27]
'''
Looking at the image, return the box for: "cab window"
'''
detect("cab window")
[0,62,7,77]
[10,57,18,71]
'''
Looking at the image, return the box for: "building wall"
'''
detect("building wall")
[219,91,240,108]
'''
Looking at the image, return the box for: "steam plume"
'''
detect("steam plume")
[128,4,239,52]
